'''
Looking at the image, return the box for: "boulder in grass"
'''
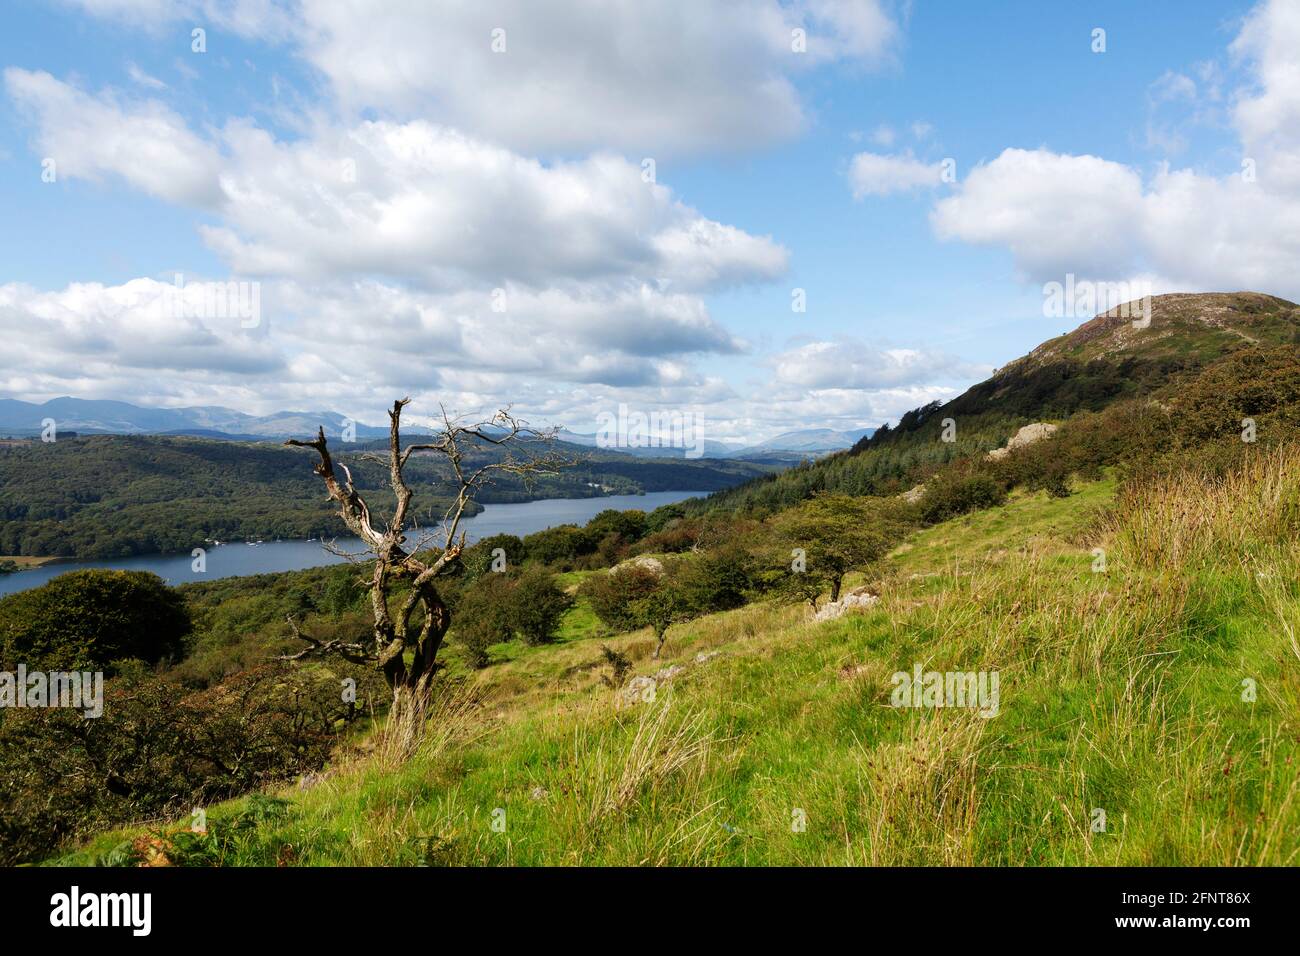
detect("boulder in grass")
[616,675,658,708]
[813,586,880,622]
[611,555,664,577]
[900,484,926,503]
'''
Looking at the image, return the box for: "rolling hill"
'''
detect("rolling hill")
[690,292,1300,515]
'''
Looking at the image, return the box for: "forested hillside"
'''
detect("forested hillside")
[0,433,769,558]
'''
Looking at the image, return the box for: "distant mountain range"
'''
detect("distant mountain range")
[559,426,874,462]
[0,397,392,442]
[0,397,873,457]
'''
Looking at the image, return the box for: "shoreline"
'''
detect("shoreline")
[0,490,710,573]
[0,555,65,570]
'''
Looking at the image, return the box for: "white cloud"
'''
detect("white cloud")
[771,338,987,390]
[870,124,896,147]
[62,0,295,38]
[202,122,788,289]
[849,151,946,198]
[66,0,900,156]
[1232,0,1300,191]
[3,274,965,441]
[928,0,1300,300]
[0,279,284,404]
[125,62,167,90]
[4,68,223,206]
[12,0,980,441]
[931,148,1145,278]
[5,73,789,294]
[290,0,897,155]
[0,275,747,414]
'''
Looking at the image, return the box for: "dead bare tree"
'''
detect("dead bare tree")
[282,398,564,753]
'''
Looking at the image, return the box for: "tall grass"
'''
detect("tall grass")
[1115,444,1300,568]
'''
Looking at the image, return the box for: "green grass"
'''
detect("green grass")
[890,477,1114,574]
[52,467,1300,867]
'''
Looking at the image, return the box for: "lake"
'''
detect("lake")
[0,490,706,597]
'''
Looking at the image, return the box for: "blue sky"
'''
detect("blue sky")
[1,0,1294,442]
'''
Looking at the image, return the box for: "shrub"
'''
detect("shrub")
[0,661,355,865]
[673,549,752,615]
[521,525,593,567]
[768,494,909,605]
[451,573,514,668]
[505,567,574,646]
[645,502,686,533]
[323,568,367,617]
[584,509,648,542]
[462,534,525,580]
[587,530,632,569]
[580,563,663,632]
[0,569,191,671]
[633,517,705,554]
[598,644,632,686]
[919,473,1007,524]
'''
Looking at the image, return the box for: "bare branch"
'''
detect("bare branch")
[281,399,573,750]
[277,616,373,667]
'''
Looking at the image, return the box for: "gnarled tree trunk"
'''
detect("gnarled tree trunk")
[282,398,561,757]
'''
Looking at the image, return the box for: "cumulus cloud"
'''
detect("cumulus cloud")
[0,279,284,407]
[125,62,167,90]
[0,276,960,442]
[9,0,963,441]
[204,122,788,290]
[4,68,224,206]
[1231,0,1300,191]
[849,151,947,198]
[771,338,987,390]
[61,0,296,38]
[931,148,1145,278]
[5,73,788,293]
[63,0,899,155]
[0,275,746,417]
[929,0,1300,299]
[289,0,898,155]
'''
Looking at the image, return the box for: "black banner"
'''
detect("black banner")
[2,866,1283,942]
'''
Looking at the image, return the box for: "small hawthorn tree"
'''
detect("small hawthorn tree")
[580,562,662,632]
[631,578,695,659]
[450,574,513,669]
[0,569,190,672]
[768,493,905,608]
[282,398,563,752]
[584,554,748,659]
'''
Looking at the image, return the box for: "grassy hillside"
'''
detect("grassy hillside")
[52,447,1300,866]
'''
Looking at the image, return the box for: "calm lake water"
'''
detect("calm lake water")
[0,490,706,597]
